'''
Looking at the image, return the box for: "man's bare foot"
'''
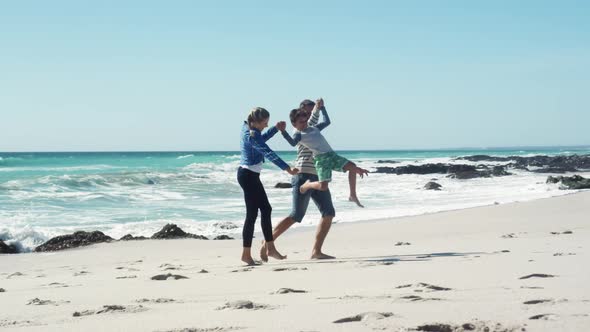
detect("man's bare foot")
[349,196,365,208]
[267,248,287,260]
[299,180,311,194]
[311,252,335,260]
[260,241,268,262]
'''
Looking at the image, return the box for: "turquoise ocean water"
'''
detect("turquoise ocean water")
[1,147,589,252]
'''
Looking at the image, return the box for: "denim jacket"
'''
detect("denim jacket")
[240,122,289,170]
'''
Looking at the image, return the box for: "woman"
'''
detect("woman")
[238,107,298,265]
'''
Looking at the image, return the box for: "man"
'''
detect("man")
[261,98,336,260]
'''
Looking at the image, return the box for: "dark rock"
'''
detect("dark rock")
[274,182,292,189]
[35,231,113,252]
[546,175,590,189]
[151,224,208,240]
[212,221,240,230]
[0,240,19,254]
[375,163,450,175]
[492,165,512,176]
[457,154,590,173]
[377,160,399,164]
[119,234,148,241]
[0,288,5,292]
[424,181,442,190]
[374,163,510,179]
[147,179,156,185]
[213,235,234,240]
[532,166,579,173]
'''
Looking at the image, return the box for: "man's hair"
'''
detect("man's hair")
[289,108,308,125]
[299,99,315,108]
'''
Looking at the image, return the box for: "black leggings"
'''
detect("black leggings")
[237,167,274,247]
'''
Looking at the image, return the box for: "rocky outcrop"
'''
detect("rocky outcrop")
[119,234,148,241]
[213,235,234,240]
[424,182,442,190]
[547,175,590,189]
[35,231,113,252]
[375,163,511,179]
[150,224,208,240]
[457,154,590,173]
[0,240,19,254]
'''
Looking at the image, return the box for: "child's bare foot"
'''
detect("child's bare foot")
[299,180,311,194]
[267,247,287,260]
[311,252,335,260]
[260,241,268,262]
[349,196,365,208]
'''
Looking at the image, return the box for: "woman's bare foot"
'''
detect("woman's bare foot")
[260,241,268,262]
[267,247,287,260]
[299,180,311,194]
[349,196,365,208]
[241,255,256,266]
[311,252,335,260]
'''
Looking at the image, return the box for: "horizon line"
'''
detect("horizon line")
[1,144,590,154]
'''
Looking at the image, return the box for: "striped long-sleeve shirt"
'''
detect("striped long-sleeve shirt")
[292,108,321,175]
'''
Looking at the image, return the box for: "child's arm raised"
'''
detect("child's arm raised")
[280,130,302,147]
[314,106,331,131]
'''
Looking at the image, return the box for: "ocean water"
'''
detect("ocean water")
[1,147,590,252]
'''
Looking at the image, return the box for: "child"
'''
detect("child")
[238,107,299,265]
[279,100,368,207]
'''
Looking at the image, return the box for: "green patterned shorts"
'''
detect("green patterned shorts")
[314,152,350,182]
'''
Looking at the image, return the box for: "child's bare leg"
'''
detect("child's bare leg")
[299,180,329,194]
[342,162,369,207]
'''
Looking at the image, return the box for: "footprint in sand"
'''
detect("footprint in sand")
[273,288,307,295]
[399,295,442,302]
[529,313,558,320]
[523,299,552,305]
[73,305,147,317]
[116,275,138,279]
[551,230,573,235]
[216,300,272,310]
[333,312,394,324]
[502,233,517,239]
[198,269,209,274]
[395,242,411,246]
[553,252,576,256]
[0,288,5,293]
[230,267,254,273]
[272,267,308,272]
[155,327,244,332]
[160,263,183,271]
[27,298,70,306]
[74,271,90,277]
[7,272,25,279]
[415,322,523,332]
[519,274,556,280]
[136,298,177,304]
[116,267,140,272]
[396,283,452,292]
[0,320,35,328]
[44,282,69,288]
[151,273,189,281]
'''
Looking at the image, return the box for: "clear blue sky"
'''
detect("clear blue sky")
[1,1,589,152]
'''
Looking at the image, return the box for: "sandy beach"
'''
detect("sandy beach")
[1,192,589,331]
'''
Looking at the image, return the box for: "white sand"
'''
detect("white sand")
[1,192,589,331]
